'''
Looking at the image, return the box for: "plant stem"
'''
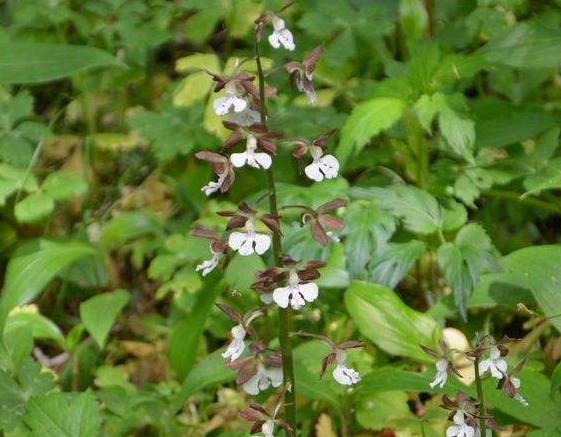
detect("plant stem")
[483,188,561,215]
[255,33,297,431]
[473,357,487,436]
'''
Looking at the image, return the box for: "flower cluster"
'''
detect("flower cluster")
[422,335,527,437]
[190,6,361,433]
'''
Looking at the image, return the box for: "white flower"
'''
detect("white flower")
[228,218,271,256]
[510,377,528,406]
[242,363,283,395]
[304,145,339,182]
[479,346,507,379]
[254,420,276,437]
[213,82,248,116]
[326,231,340,243]
[430,359,448,388]
[230,134,272,169]
[272,271,318,310]
[446,411,475,437]
[332,350,361,386]
[228,107,261,126]
[202,170,227,196]
[268,17,295,51]
[222,324,246,362]
[196,244,221,276]
[296,72,316,104]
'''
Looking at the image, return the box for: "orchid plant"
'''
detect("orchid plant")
[191,4,362,435]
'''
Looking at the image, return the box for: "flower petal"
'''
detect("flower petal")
[230,152,248,168]
[304,162,324,181]
[228,232,247,251]
[253,233,271,254]
[273,286,290,308]
[298,282,318,302]
[242,374,260,395]
[254,153,272,169]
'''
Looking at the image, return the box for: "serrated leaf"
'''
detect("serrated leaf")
[80,290,130,349]
[369,240,426,288]
[373,185,442,234]
[337,97,405,168]
[437,224,500,319]
[344,202,395,279]
[345,281,440,362]
[24,391,101,437]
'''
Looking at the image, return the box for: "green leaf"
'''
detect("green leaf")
[551,361,561,400]
[79,290,130,349]
[168,273,221,379]
[414,93,475,163]
[171,349,235,412]
[128,107,195,160]
[41,171,87,200]
[1,239,100,313]
[502,245,561,333]
[369,241,426,288]
[0,44,121,84]
[24,391,101,437]
[100,211,163,248]
[479,22,561,69]
[344,202,395,279]
[523,157,561,197]
[373,185,442,234]
[5,311,65,349]
[14,192,54,223]
[337,97,405,168]
[345,281,440,362]
[437,224,500,319]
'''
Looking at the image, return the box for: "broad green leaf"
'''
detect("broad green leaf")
[24,391,101,437]
[437,224,500,320]
[357,391,413,430]
[41,171,87,200]
[14,192,54,223]
[479,22,561,69]
[337,97,405,168]
[168,273,221,379]
[171,349,235,412]
[502,245,561,333]
[1,239,99,313]
[369,240,426,288]
[473,99,557,149]
[373,185,442,234]
[79,290,130,349]
[0,44,121,84]
[175,53,220,74]
[173,71,214,107]
[100,211,164,248]
[345,281,440,362]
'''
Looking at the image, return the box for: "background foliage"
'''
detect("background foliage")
[1,0,561,436]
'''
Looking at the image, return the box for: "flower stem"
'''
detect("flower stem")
[255,32,297,431]
[473,356,487,436]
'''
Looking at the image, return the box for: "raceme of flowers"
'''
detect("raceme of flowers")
[422,335,528,437]
[190,9,361,419]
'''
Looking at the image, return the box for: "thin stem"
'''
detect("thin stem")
[340,394,352,437]
[483,188,561,215]
[255,32,297,431]
[473,357,487,436]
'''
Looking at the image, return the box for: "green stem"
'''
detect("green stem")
[473,357,487,436]
[483,188,561,215]
[255,33,297,431]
